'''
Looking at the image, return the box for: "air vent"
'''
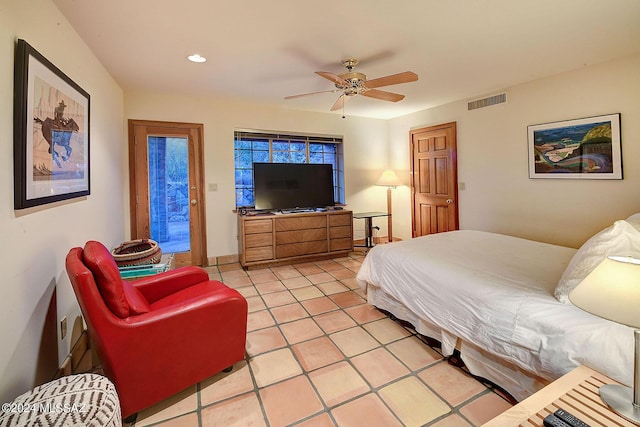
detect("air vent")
[468,93,507,111]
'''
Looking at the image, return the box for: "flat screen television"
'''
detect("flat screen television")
[253,163,335,211]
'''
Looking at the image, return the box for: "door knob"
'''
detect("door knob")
[191,199,197,205]
[446,199,453,204]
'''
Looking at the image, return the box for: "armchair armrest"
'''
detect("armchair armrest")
[131,266,210,303]
[103,287,247,365]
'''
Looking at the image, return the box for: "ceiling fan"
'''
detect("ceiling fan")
[284,59,418,112]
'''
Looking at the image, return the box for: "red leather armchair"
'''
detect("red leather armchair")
[65,241,248,419]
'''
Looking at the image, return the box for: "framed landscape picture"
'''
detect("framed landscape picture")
[527,113,621,179]
[14,39,90,209]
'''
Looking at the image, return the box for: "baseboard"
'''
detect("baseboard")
[70,331,89,371]
[56,356,72,378]
[53,329,91,379]
[207,253,240,266]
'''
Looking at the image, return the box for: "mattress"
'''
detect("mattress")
[356,230,633,399]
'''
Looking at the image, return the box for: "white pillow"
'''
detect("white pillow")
[555,220,640,303]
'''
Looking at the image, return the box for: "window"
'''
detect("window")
[234,131,344,208]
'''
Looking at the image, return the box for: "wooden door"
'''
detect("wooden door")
[410,122,458,237]
[128,120,207,266]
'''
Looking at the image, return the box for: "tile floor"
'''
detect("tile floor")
[127,253,513,427]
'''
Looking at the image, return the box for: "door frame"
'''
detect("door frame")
[127,119,208,266]
[410,121,459,237]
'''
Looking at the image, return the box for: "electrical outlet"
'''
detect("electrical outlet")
[60,316,67,340]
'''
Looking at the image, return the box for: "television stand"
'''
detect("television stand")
[238,210,353,269]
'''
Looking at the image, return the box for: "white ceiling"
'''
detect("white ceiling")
[52,0,640,120]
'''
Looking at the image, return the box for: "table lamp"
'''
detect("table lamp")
[376,169,401,243]
[569,255,640,424]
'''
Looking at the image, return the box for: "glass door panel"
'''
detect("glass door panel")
[148,136,191,254]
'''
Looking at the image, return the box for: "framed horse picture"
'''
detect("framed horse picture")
[14,39,90,209]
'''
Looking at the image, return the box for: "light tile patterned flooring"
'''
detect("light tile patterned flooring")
[128,253,513,427]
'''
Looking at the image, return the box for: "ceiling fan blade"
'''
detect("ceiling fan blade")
[330,94,351,111]
[361,89,405,102]
[316,71,348,86]
[364,71,418,89]
[284,89,341,100]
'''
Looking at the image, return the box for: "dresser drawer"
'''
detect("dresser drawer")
[244,219,273,234]
[275,216,326,231]
[329,213,351,227]
[245,246,274,262]
[245,232,273,248]
[330,238,353,252]
[329,225,352,239]
[276,228,327,245]
[277,241,328,258]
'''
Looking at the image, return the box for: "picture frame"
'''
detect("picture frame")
[527,113,621,179]
[14,39,90,209]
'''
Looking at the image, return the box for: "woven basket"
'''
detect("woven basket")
[111,239,162,267]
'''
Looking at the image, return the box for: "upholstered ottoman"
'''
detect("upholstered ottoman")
[0,374,120,427]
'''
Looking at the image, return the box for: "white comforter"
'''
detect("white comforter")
[357,230,633,389]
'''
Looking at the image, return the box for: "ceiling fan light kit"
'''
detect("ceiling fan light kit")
[284,58,418,113]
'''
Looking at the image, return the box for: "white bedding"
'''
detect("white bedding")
[356,230,633,399]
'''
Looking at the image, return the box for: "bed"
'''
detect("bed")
[356,215,640,401]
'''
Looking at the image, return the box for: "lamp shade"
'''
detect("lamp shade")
[376,169,401,187]
[569,256,640,328]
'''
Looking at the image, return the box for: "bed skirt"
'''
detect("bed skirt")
[366,283,549,402]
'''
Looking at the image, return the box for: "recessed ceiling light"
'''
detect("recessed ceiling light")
[187,54,206,63]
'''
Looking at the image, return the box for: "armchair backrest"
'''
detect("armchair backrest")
[66,247,118,327]
[82,241,131,317]
[74,241,150,318]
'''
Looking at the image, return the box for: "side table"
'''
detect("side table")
[483,365,636,426]
[353,211,390,248]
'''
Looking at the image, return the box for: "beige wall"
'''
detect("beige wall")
[389,54,640,248]
[124,93,390,256]
[0,0,125,403]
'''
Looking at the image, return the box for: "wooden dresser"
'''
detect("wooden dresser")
[238,210,353,268]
